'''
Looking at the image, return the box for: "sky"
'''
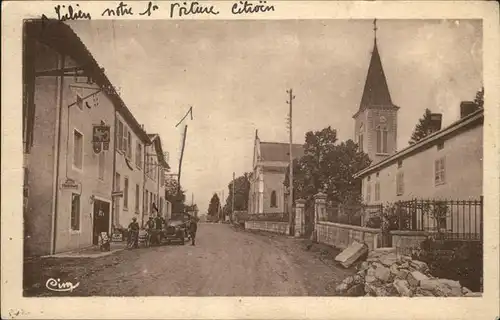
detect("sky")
[67,19,482,214]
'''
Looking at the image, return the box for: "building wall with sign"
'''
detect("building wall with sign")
[23,38,116,256]
[53,56,116,254]
[114,112,148,229]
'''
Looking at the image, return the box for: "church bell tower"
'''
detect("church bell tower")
[353,19,399,164]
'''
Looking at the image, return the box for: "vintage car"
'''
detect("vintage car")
[163,219,189,245]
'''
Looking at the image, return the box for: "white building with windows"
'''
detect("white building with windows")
[354,106,483,205]
[113,109,150,229]
[143,134,169,222]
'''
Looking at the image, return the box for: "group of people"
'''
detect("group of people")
[146,214,166,245]
[127,212,198,248]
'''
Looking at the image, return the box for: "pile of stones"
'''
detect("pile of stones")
[335,247,480,297]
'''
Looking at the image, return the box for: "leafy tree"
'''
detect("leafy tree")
[474,87,484,109]
[207,193,221,219]
[408,108,434,145]
[164,176,186,213]
[223,173,251,216]
[284,126,371,206]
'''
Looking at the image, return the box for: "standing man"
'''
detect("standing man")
[188,216,198,246]
[154,212,164,244]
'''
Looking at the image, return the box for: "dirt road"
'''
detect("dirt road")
[24,223,353,296]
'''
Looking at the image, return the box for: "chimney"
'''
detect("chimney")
[429,113,442,134]
[460,101,478,119]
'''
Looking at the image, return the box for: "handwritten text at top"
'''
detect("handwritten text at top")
[46,1,275,21]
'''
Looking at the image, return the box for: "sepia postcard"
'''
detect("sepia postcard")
[1,1,499,319]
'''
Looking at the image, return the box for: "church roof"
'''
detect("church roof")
[354,38,398,117]
[259,142,304,162]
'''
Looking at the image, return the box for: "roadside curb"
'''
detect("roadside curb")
[40,246,126,259]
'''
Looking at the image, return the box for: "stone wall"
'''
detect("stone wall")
[390,230,429,256]
[317,221,382,251]
[245,221,289,235]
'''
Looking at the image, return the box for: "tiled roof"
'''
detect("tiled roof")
[354,39,398,117]
[25,19,151,143]
[259,142,304,162]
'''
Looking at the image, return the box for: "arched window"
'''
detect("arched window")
[270,190,277,208]
[358,123,364,152]
[376,125,388,154]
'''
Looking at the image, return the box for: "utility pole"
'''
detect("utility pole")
[286,89,295,236]
[231,172,235,223]
[175,106,193,193]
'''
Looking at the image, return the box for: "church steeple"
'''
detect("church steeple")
[354,19,397,118]
[352,19,399,164]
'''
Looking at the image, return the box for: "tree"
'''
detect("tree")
[164,176,186,213]
[222,173,251,216]
[284,126,371,206]
[408,108,434,145]
[474,87,484,109]
[207,193,221,219]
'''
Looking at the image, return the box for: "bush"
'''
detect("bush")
[413,238,483,292]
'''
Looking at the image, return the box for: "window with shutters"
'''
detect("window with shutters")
[375,181,380,201]
[435,157,446,185]
[136,142,143,168]
[396,171,404,195]
[122,126,128,154]
[124,177,129,209]
[117,120,124,151]
[127,131,132,158]
[135,184,140,212]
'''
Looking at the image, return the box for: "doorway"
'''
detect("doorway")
[93,199,111,245]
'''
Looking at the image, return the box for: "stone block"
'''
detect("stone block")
[374,265,391,283]
[393,279,412,297]
[346,283,365,296]
[410,260,429,272]
[358,261,370,272]
[461,287,472,295]
[365,275,377,283]
[366,267,377,277]
[335,241,369,268]
[420,278,462,297]
[415,287,435,296]
[407,271,429,287]
[379,253,399,266]
[364,283,390,296]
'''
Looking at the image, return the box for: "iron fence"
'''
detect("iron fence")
[394,197,483,241]
[323,202,383,227]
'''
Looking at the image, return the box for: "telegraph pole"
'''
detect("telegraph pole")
[175,106,193,193]
[286,89,295,236]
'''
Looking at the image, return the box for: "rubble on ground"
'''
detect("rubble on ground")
[335,247,481,297]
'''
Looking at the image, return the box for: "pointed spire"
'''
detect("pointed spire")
[255,129,259,140]
[354,19,397,116]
